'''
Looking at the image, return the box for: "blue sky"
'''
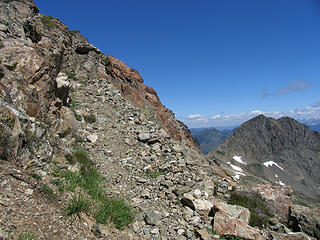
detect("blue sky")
[34,0,320,128]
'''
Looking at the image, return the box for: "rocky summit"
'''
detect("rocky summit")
[0,1,319,240]
[209,115,320,201]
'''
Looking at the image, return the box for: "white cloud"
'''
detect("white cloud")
[187,114,203,119]
[250,110,263,115]
[179,101,320,128]
[210,114,221,119]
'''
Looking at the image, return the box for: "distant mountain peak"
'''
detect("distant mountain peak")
[210,115,320,202]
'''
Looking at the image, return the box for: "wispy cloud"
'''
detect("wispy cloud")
[262,81,315,98]
[179,102,320,128]
[187,114,203,119]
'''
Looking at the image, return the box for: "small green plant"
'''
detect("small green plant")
[51,179,62,186]
[41,183,55,199]
[83,113,96,124]
[31,173,42,181]
[18,232,34,240]
[66,71,78,81]
[74,112,82,121]
[95,198,135,229]
[208,228,219,235]
[146,170,165,179]
[40,15,56,28]
[70,100,76,110]
[64,194,90,216]
[5,62,18,71]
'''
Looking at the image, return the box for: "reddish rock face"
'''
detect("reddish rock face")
[213,211,262,240]
[104,55,200,149]
[105,55,144,84]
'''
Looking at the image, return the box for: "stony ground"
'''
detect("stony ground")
[0,1,319,239]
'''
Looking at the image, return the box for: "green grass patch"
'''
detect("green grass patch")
[227,191,273,228]
[66,71,78,80]
[83,113,96,124]
[40,15,56,28]
[146,170,165,179]
[207,228,219,235]
[51,178,62,186]
[18,232,34,240]
[70,100,76,110]
[74,112,82,121]
[55,148,134,229]
[96,197,135,229]
[40,183,55,199]
[30,173,42,181]
[64,194,90,216]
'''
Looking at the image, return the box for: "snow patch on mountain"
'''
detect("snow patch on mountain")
[276,180,285,186]
[227,162,246,181]
[263,161,285,171]
[233,156,246,165]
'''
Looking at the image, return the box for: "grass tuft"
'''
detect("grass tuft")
[65,194,90,216]
[40,183,55,199]
[18,232,34,240]
[30,173,41,181]
[96,198,135,229]
[146,170,165,179]
[55,148,135,229]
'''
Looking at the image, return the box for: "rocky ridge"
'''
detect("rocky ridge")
[209,115,320,201]
[0,1,318,239]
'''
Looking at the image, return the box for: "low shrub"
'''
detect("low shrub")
[30,173,42,181]
[227,191,273,228]
[40,15,56,28]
